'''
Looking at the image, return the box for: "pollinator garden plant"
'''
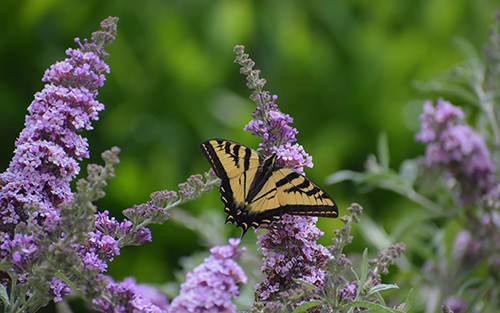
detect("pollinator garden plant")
[5,12,499,313]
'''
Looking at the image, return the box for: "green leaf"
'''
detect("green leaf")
[377,132,390,170]
[359,248,369,285]
[55,272,83,292]
[0,262,12,272]
[401,288,414,312]
[346,300,403,313]
[0,283,9,312]
[293,278,318,291]
[292,300,323,313]
[368,283,399,295]
[413,80,478,105]
[325,170,364,185]
[398,159,418,186]
[372,290,387,306]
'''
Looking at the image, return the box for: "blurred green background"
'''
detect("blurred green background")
[1,0,499,311]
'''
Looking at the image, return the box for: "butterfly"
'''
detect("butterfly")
[200,139,338,236]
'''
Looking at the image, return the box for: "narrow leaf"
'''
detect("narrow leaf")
[368,283,399,295]
[359,248,369,285]
[0,283,10,311]
[293,278,318,291]
[292,300,323,313]
[377,132,390,169]
[0,262,12,271]
[401,288,414,312]
[347,300,403,313]
[55,272,83,292]
[325,170,364,184]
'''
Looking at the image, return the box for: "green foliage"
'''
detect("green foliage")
[1,1,500,312]
[326,12,500,312]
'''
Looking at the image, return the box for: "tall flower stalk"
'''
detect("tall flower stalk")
[168,238,247,313]
[0,17,118,312]
[234,46,331,308]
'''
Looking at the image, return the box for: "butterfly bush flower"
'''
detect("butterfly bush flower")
[0,17,122,310]
[254,215,333,301]
[47,277,71,303]
[234,45,335,309]
[235,46,312,172]
[415,98,500,205]
[168,238,247,313]
[0,45,110,234]
[92,277,169,313]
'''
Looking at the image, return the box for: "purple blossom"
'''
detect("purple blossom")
[168,238,247,313]
[95,210,152,247]
[243,95,311,172]
[254,214,333,301]
[0,45,109,240]
[43,48,109,92]
[235,45,312,173]
[340,282,358,301]
[47,277,70,302]
[82,252,108,272]
[0,234,40,272]
[0,17,121,310]
[444,296,466,313]
[84,230,120,261]
[93,277,168,313]
[234,45,334,306]
[415,98,500,205]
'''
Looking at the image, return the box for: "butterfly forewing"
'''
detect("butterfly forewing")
[200,139,338,236]
[273,167,338,217]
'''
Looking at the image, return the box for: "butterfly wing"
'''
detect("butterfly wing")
[200,139,338,236]
[200,139,263,234]
[244,161,338,224]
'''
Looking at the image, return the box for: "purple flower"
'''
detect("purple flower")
[243,96,312,173]
[0,234,40,272]
[92,210,153,249]
[415,98,500,205]
[234,45,333,305]
[0,17,121,310]
[47,277,70,302]
[168,238,247,313]
[234,46,312,173]
[444,296,466,313]
[254,214,333,301]
[43,48,109,92]
[0,44,109,240]
[93,277,168,313]
[340,282,358,301]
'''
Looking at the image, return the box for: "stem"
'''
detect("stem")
[484,99,500,148]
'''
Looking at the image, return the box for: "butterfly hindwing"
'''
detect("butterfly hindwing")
[200,139,338,236]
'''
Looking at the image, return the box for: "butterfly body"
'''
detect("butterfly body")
[200,139,338,236]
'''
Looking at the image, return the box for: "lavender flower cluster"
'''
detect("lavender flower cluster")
[255,215,333,301]
[235,46,313,172]
[0,48,109,235]
[168,238,247,313]
[0,17,170,312]
[414,98,500,311]
[92,277,169,312]
[0,17,118,309]
[415,98,500,206]
[234,46,337,309]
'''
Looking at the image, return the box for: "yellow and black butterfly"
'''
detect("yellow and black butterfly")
[200,139,338,236]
